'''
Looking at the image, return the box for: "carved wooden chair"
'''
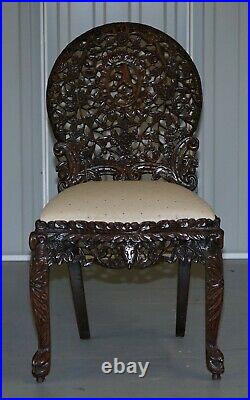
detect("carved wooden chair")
[29,22,224,382]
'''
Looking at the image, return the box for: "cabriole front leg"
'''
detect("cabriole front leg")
[29,235,50,383]
[205,248,224,380]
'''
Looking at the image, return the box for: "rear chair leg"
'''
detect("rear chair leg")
[176,259,191,337]
[205,251,224,379]
[68,262,90,339]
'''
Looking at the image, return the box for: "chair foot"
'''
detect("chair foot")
[206,345,224,377]
[175,328,185,337]
[32,348,50,383]
[212,373,221,380]
[80,331,91,340]
[36,376,46,383]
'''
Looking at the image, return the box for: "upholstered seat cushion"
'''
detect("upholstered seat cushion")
[40,181,215,223]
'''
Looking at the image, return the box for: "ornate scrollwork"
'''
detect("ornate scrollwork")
[54,142,84,192]
[47,22,202,191]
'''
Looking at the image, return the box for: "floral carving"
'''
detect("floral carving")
[30,217,222,269]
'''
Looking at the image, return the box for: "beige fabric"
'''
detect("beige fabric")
[41,181,215,223]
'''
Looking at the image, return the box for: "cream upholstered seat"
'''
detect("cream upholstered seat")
[41,181,215,223]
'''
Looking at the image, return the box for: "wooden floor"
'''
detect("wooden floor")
[3,260,248,398]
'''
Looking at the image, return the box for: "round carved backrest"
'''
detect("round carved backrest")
[47,22,202,192]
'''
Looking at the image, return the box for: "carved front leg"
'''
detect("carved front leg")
[205,247,224,379]
[29,234,50,383]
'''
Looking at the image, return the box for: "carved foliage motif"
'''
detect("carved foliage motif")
[30,217,223,270]
[29,234,50,381]
[47,23,202,192]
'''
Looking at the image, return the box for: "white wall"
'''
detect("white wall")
[3,2,248,258]
[3,3,43,257]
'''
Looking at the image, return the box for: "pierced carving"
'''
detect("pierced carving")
[47,22,202,192]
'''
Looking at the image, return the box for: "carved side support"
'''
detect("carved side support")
[204,237,224,379]
[29,233,50,383]
[172,136,199,190]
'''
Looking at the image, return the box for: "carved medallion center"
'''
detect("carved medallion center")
[103,59,143,107]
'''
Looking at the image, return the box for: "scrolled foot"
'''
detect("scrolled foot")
[80,331,90,340]
[212,373,221,380]
[206,345,224,377]
[32,348,50,382]
[176,327,185,337]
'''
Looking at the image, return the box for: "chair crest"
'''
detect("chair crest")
[47,22,202,192]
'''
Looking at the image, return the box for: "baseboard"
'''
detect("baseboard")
[2,255,30,261]
[2,253,248,262]
[222,253,248,259]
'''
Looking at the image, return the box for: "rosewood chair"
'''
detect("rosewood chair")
[29,22,224,382]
